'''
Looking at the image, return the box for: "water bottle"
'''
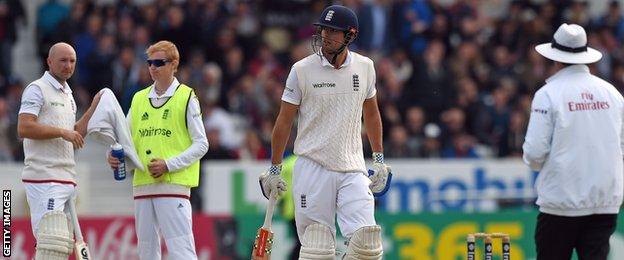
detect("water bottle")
[111,143,126,181]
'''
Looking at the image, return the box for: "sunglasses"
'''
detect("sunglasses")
[146,59,170,67]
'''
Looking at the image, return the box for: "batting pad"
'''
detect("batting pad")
[35,211,74,260]
[299,223,336,259]
[344,225,383,260]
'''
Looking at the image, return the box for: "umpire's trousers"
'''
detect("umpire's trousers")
[535,212,617,260]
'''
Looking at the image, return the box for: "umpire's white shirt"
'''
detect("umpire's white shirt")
[523,65,624,216]
[282,50,376,173]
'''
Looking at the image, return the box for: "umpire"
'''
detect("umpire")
[523,23,624,260]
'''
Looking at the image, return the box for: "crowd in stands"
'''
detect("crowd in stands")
[1,0,624,162]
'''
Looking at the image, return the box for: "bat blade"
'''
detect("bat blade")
[251,191,278,260]
[252,227,274,259]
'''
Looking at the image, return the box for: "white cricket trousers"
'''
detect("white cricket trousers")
[24,182,75,237]
[293,156,376,240]
[135,197,197,260]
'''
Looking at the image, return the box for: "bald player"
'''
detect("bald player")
[17,42,101,259]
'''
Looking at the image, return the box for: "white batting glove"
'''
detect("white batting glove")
[259,164,287,199]
[368,152,392,197]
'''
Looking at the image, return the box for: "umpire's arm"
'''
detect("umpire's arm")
[522,91,554,171]
[363,96,383,153]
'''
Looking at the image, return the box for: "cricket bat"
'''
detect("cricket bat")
[68,198,92,260]
[252,191,278,260]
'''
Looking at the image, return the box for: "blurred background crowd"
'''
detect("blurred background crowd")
[1,0,624,163]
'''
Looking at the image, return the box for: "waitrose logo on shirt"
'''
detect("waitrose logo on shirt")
[312,82,336,88]
[138,127,172,137]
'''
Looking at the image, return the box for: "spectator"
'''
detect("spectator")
[112,45,140,98]
[0,97,12,161]
[385,125,418,158]
[0,0,25,78]
[236,129,268,160]
[441,133,479,159]
[203,128,234,160]
[36,0,69,66]
[203,100,240,150]
[16,0,624,163]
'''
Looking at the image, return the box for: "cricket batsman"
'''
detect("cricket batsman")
[258,5,391,259]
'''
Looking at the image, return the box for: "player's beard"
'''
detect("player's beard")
[312,34,345,59]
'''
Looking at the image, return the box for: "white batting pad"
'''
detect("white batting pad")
[35,211,74,260]
[344,225,383,260]
[299,223,336,259]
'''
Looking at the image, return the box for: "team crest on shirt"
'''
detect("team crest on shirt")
[353,74,359,91]
[47,198,54,210]
[70,99,76,113]
[300,194,307,208]
[162,109,170,119]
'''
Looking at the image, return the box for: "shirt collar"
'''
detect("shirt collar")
[319,48,353,69]
[148,77,180,98]
[545,64,590,84]
[43,71,72,94]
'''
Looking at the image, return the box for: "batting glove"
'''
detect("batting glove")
[259,164,287,199]
[368,152,392,197]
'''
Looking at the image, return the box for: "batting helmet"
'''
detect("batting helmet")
[313,5,358,33]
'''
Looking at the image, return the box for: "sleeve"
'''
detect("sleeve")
[366,61,377,99]
[281,68,302,105]
[18,84,44,116]
[165,92,209,172]
[620,97,624,155]
[126,107,132,128]
[522,91,554,171]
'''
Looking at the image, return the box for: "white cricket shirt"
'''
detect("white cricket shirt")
[282,50,376,173]
[20,72,77,185]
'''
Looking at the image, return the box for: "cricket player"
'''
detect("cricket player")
[523,23,624,259]
[258,5,391,259]
[107,40,208,259]
[17,42,102,259]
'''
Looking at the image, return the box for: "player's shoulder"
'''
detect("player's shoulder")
[349,51,375,72]
[22,78,47,96]
[131,85,152,101]
[178,83,196,94]
[349,51,374,66]
[293,54,320,70]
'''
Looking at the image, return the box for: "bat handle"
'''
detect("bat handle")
[67,197,84,241]
[262,191,278,230]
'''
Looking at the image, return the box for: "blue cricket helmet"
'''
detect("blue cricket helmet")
[313,5,359,33]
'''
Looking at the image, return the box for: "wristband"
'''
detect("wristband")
[269,164,282,175]
[372,152,384,164]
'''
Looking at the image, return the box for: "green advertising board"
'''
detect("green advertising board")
[236,210,624,260]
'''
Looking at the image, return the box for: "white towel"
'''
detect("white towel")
[87,88,144,172]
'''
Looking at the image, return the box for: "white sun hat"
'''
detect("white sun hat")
[535,23,602,64]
